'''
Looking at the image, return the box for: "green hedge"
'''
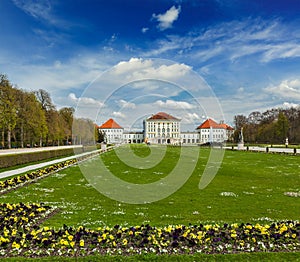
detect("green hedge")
[0,147,83,169]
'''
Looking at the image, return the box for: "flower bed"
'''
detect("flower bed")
[0,202,299,257]
[0,159,77,195]
[0,149,104,195]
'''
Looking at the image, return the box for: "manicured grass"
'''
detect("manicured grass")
[1,145,299,229]
[0,145,299,260]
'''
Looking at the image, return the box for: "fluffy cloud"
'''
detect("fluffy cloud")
[112,58,192,81]
[282,102,299,108]
[154,100,195,110]
[68,93,103,107]
[264,79,300,99]
[152,6,181,31]
[181,113,203,124]
[112,111,126,119]
[119,99,136,109]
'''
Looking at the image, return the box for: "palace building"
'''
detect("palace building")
[144,112,181,144]
[97,112,233,144]
[98,118,123,144]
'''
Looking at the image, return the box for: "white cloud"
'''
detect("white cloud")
[119,99,136,109]
[144,17,300,63]
[237,87,245,93]
[12,0,51,19]
[141,27,149,33]
[112,111,126,119]
[154,100,195,110]
[12,0,66,27]
[112,58,192,81]
[261,44,300,62]
[152,5,181,31]
[282,102,299,108]
[264,79,300,99]
[68,93,103,107]
[181,113,202,124]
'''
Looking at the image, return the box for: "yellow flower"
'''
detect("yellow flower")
[68,235,74,241]
[204,225,211,230]
[205,237,211,242]
[292,233,297,239]
[190,233,196,239]
[0,236,10,244]
[165,225,173,233]
[260,227,269,235]
[279,224,288,234]
[12,242,20,249]
[79,239,84,247]
[122,238,128,246]
[70,241,75,248]
[11,229,17,236]
[231,223,239,229]
[60,239,69,246]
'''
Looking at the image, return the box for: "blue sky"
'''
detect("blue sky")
[1,0,300,129]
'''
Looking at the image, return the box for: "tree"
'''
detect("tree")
[233,115,247,142]
[34,89,56,112]
[35,89,57,145]
[0,75,17,148]
[275,112,289,143]
[59,107,74,144]
[72,118,95,145]
[14,90,47,147]
[94,125,106,143]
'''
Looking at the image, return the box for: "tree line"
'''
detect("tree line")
[0,74,95,149]
[2,74,299,148]
[234,107,300,144]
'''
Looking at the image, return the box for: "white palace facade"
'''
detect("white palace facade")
[98,112,234,145]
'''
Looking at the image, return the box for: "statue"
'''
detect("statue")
[238,127,244,150]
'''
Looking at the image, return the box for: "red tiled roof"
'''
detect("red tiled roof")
[99,118,123,129]
[147,112,179,120]
[196,118,233,130]
[220,123,234,130]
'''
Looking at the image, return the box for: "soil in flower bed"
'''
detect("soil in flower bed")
[0,202,299,258]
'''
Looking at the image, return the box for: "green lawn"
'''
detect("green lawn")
[1,145,299,260]
[1,145,299,229]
